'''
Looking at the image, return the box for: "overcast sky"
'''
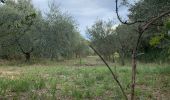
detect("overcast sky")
[32,0,130,37]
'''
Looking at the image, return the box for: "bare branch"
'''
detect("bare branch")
[89,45,128,100]
[115,0,144,25]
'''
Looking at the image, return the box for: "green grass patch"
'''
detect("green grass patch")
[0,59,169,99]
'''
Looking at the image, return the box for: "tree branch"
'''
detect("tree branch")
[89,45,128,100]
[115,0,144,25]
[142,10,170,31]
[135,10,170,51]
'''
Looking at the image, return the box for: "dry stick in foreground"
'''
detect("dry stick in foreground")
[89,45,128,100]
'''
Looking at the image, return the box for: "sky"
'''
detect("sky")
[32,0,130,37]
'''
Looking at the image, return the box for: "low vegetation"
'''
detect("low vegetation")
[0,57,169,99]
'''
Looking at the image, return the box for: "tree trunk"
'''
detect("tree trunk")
[120,56,125,66]
[109,55,111,61]
[119,50,125,66]
[131,49,137,100]
[25,53,31,62]
[76,53,78,58]
[118,49,125,66]
[112,56,115,63]
[79,54,82,66]
[50,54,54,61]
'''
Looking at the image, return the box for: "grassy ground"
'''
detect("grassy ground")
[0,56,169,100]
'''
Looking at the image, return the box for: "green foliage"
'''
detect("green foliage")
[87,20,139,64]
[149,34,164,46]
[165,20,170,29]
[86,20,116,60]
[0,0,90,61]
[115,0,170,63]
[129,0,170,21]
[0,0,40,61]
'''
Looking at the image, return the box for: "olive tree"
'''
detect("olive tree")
[87,20,116,60]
